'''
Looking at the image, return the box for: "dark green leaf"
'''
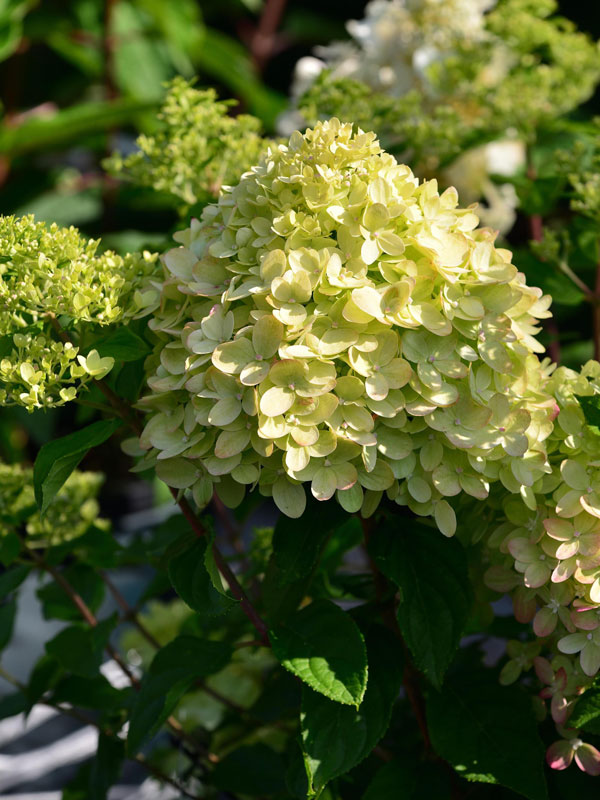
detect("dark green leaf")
[269,600,367,706]
[370,521,470,688]
[0,599,16,651]
[193,28,285,126]
[362,760,417,800]
[0,533,20,567]
[94,327,151,362]
[89,733,124,800]
[362,760,450,800]
[45,617,115,678]
[27,655,61,709]
[37,565,104,621]
[0,564,30,598]
[168,537,235,615]
[0,691,27,721]
[127,635,231,754]
[52,675,130,711]
[212,744,286,795]
[569,688,600,734]
[426,674,548,800]
[0,99,156,156]
[301,627,403,795]
[33,419,122,515]
[578,395,600,430]
[272,498,348,582]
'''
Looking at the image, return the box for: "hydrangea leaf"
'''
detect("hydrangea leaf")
[269,599,367,706]
[370,520,470,688]
[427,674,548,800]
[33,419,122,515]
[301,627,403,795]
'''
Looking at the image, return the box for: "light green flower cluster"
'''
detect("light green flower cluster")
[479,365,600,772]
[0,463,107,546]
[298,0,599,177]
[105,78,269,209]
[139,118,557,532]
[0,214,158,408]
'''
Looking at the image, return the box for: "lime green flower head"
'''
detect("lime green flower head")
[0,215,158,409]
[0,463,107,546]
[141,119,555,531]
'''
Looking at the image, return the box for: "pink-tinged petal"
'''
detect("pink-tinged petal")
[555,541,579,560]
[508,537,536,561]
[557,633,586,655]
[513,588,536,622]
[534,607,557,637]
[580,643,600,677]
[552,559,576,583]
[579,533,600,556]
[571,609,600,631]
[551,694,570,725]
[555,667,568,691]
[547,740,574,770]
[524,561,551,588]
[544,518,573,541]
[581,492,600,520]
[540,687,553,699]
[575,743,600,776]
[534,656,554,685]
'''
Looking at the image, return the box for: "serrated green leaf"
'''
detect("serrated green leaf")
[269,600,367,706]
[426,674,548,800]
[127,635,232,754]
[272,498,349,582]
[569,688,600,734]
[168,537,235,615]
[33,419,122,515]
[370,522,470,688]
[301,627,403,795]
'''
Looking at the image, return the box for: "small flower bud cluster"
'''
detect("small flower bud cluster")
[0,214,158,408]
[105,78,269,209]
[0,463,107,546]
[139,119,555,535]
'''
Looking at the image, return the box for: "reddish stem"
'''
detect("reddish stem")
[250,0,287,73]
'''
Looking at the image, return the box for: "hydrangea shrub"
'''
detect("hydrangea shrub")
[2,17,600,795]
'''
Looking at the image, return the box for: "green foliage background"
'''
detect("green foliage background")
[1,2,600,799]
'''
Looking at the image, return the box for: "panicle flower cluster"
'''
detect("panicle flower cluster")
[481,364,600,775]
[105,78,269,210]
[0,214,158,409]
[294,0,599,231]
[0,463,107,546]
[139,119,557,536]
